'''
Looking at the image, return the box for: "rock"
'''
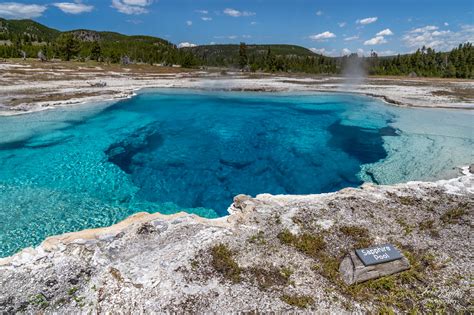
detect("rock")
[226,194,256,224]
[339,250,410,285]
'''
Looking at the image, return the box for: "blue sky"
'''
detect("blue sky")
[0,0,473,56]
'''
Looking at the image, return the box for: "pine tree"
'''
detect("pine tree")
[90,41,101,61]
[239,42,248,69]
[55,33,80,61]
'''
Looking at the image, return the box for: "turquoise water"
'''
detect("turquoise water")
[0,90,472,257]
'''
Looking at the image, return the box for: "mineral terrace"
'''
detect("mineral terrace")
[0,169,472,313]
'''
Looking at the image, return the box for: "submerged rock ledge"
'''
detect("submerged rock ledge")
[0,172,472,313]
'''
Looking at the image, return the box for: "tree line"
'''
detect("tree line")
[236,42,473,78]
[0,30,472,78]
[0,32,199,67]
[367,43,473,78]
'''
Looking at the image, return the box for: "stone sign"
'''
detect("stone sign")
[339,244,410,285]
[355,244,403,266]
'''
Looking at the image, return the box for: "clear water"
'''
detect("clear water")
[0,90,472,257]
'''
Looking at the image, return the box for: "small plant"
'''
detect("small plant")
[281,294,314,308]
[109,267,124,282]
[418,219,440,237]
[339,225,373,248]
[280,266,293,280]
[398,196,418,206]
[419,219,434,230]
[247,231,266,245]
[278,229,326,258]
[190,259,199,269]
[210,243,241,283]
[30,293,49,309]
[277,229,295,245]
[73,295,86,307]
[440,208,466,224]
[313,255,340,282]
[396,218,413,235]
[67,287,78,296]
[249,266,291,290]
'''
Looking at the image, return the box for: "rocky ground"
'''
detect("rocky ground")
[0,170,472,313]
[0,59,473,115]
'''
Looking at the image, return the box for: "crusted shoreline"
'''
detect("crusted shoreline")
[0,170,472,313]
[1,61,473,116]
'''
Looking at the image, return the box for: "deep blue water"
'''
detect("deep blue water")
[0,90,472,257]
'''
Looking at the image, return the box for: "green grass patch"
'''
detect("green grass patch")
[278,229,326,258]
[210,243,242,283]
[280,294,314,308]
[249,266,292,290]
[339,225,373,248]
[247,231,267,245]
[396,218,414,235]
[30,293,49,309]
[440,207,467,224]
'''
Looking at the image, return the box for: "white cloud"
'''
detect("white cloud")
[356,17,378,25]
[242,34,252,38]
[344,35,359,41]
[403,24,474,51]
[223,8,255,17]
[177,42,197,48]
[432,30,450,36]
[357,48,364,56]
[126,19,143,24]
[309,31,336,41]
[53,2,94,14]
[338,22,347,27]
[309,48,326,54]
[376,28,393,36]
[201,16,212,21]
[195,9,208,14]
[341,48,351,55]
[214,35,238,40]
[250,21,257,25]
[410,25,438,33]
[111,0,152,15]
[376,50,396,56]
[0,2,47,19]
[316,10,323,16]
[444,22,449,26]
[186,20,192,26]
[364,36,387,45]
[309,47,337,56]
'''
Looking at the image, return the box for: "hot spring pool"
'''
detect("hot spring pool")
[0,90,472,257]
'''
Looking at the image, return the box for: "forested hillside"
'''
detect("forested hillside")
[184,44,338,74]
[368,43,473,78]
[0,18,198,66]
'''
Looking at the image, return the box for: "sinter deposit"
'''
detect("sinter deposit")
[0,169,472,313]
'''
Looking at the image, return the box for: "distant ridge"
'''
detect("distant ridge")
[0,18,172,47]
[0,18,60,42]
[0,18,194,66]
[183,44,319,58]
[181,44,325,67]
